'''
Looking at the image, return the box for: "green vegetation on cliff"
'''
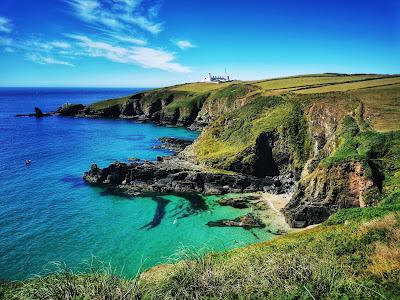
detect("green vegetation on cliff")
[194,95,310,176]
[3,73,399,299]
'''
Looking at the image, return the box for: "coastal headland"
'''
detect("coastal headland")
[5,73,400,299]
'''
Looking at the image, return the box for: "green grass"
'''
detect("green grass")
[296,76,400,94]
[169,81,239,93]
[162,92,209,118]
[252,74,387,91]
[3,209,399,299]
[5,73,399,299]
[87,96,132,110]
[351,84,400,132]
[194,95,310,173]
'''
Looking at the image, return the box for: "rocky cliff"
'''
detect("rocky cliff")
[63,75,400,228]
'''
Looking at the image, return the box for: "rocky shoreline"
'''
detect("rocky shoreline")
[15,85,383,230]
[83,156,287,197]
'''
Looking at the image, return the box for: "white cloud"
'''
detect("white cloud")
[113,34,147,46]
[175,40,196,50]
[130,47,191,73]
[0,16,13,33]
[67,34,190,73]
[49,41,71,49]
[67,0,162,35]
[26,53,74,66]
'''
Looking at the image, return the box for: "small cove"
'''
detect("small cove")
[0,88,278,280]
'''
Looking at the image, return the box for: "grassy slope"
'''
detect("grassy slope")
[2,74,399,299]
[194,95,310,173]
[87,96,132,110]
[3,208,399,299]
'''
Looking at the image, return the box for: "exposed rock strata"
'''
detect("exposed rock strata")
[283,160,380,228]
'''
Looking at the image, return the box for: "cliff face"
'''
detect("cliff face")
[194,84,261,126]
[284,161,380,227]
[61,84,262,128]
[72,76,400,228]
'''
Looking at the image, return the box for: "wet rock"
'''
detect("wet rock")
[206,213,265,230]
[83,156,282,196]
[218,195,261,209]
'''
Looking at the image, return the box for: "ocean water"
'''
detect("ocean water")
[0,88,274,281]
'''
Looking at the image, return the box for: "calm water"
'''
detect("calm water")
[0,88,274,280]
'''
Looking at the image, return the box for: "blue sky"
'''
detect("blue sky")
[0,0,399,87]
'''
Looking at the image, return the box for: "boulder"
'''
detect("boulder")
[206,213,265,230]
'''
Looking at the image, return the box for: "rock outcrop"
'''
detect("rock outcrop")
[83,158,282,196]
[218,195,267,209]
[283,161,380,227]
[77,87,392,229]
[206,213,265,229]
[16,107,53,117]
[154,137,193,153]
[56,104,86,116]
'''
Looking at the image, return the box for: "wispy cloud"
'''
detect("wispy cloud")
[26,53,75,66]
[113,34,147,46]
[3,2,191,73]
[67,34,190,73]
[23,40,72,51]
[0,16,13,33]
[175,40,196,50]
[0,36,12,47]
[67,0,162,36]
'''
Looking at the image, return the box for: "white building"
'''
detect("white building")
[203,72,232,83]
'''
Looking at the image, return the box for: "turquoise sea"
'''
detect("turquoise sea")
[0,88,274,280]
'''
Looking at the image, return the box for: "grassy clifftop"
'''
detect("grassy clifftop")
[2,74,399,299]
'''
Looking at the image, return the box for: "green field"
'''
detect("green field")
[87,96,132,110]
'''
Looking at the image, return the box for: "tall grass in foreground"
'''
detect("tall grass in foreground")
[1,259,142,300]
[1,213,399,299]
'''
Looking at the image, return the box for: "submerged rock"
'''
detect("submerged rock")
[206,213,265,230]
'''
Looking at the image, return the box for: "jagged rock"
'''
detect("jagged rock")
[206,213,265,229]
[16,107,53,117]
[34,107,44,117]
[83,157,282,196]
[283,161,380,228]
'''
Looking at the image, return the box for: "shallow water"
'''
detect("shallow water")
[0,88,274,280]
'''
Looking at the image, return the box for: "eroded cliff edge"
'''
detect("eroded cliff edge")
[61,76,400,228]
